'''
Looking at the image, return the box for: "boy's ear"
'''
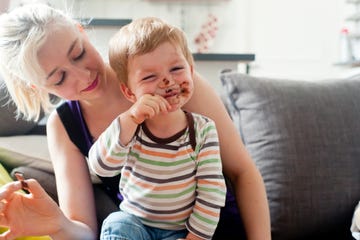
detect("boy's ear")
[120,83,137,103]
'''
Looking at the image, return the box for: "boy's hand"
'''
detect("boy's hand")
[177,232,203,240]
[129,94,170,124]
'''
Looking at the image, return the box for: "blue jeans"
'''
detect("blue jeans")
[100,211,188,240]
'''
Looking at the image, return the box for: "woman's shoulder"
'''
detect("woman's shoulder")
[46,102,88,157]
[191,112,214,123]
[47,101,71,130]
[46,107,64,133]
[189,112,217,135]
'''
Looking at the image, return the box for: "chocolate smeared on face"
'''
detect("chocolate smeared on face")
[180,82,190,97]
[159,79,170,89]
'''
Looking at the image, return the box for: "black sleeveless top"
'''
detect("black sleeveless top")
[56,100,121,205]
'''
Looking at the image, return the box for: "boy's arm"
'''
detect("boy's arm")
[88,93,168,176]
[88,111,138,177]
[186,120,226,239]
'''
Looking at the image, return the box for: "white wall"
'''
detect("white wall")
[245,0,353,81]
[59,0,248,54]
[9,0,356,83]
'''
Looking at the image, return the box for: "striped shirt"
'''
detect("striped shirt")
[88,112,226,239]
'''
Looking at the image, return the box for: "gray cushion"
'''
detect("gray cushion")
[220,71,360,239]
[0,81,38,136]
[0,135,52,172]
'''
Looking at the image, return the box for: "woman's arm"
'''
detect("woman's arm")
[184,72,271,240]
[0,110,97,240]
[0,179,62,239]
[46,111,98,239]
[0,179,95,240]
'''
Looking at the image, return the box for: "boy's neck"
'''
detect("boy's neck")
[144,109,187,139]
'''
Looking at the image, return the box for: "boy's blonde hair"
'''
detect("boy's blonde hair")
[0,4,76,120]
[109,17,194,85]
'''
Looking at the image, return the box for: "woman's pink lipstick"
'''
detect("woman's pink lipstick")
[82,76,99,92]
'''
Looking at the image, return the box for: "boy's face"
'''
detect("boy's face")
[124,42,194,112]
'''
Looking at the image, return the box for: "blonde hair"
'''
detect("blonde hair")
[109,17,194,85]
[0,3,76,120]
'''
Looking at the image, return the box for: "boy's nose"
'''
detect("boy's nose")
[158,77,173,88]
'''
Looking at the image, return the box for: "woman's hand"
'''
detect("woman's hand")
[0,179,63,239]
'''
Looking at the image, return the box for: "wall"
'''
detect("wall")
[246,0,352,81]
[59,0,251,91]
[52,0,247,55]
[60,0,354,81]
[8,0,355,86]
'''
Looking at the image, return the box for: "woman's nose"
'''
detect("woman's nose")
[70,65,91,82]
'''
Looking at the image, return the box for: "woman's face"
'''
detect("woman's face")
[37,23,107,101]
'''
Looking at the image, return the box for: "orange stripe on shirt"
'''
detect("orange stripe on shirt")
[193,204,220,218]
[198,179,226,188]
[149,210,192,221]
[133,144,192,158]
[197,149,220,159]
[123,171,194,191]
[100,140,122,164]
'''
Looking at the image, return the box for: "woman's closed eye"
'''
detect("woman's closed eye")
[53,49,86,86]
[54,71,66,86]
[73,49,86,61]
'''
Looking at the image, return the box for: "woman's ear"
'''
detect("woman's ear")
[120,83,137,103]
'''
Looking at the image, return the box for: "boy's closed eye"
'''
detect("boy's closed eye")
[142,74,156,81]
[171,66,184,72]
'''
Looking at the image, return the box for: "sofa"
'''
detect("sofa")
[1,71,360,239]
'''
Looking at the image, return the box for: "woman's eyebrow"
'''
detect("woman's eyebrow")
[46,39,78,79]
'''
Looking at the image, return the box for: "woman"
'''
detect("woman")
[0,3,270,240]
